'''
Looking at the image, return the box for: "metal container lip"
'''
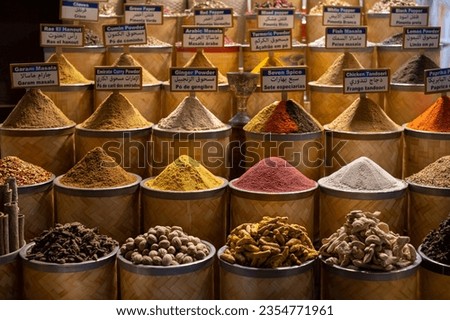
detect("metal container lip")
[140,177,228,200]
[75,124,153,135]
[217,246,316,278]
[389,82,425,89]
[19,242,119,273]
[244,129,323,141]
[0,245,24,265]
[17,174,55,194]
[318,180,408,199]
[152,123,231,137]
[161,82,229,88]
[308,81,343,90]
[407,181,450,196]
[117,240,215,276]
[320,254,421,281]
[228,178,318,200]
[0,123,76,136]
[324,125,403,138]
[418,245,450,276]
[403,124,450,139]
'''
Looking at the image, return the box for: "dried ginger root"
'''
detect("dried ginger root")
[220,216,317,268]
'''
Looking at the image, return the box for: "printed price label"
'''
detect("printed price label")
[170,68,218,92]
[325,27,367,48]
[261,67,307,92]
[95,67,142,90]
[403,27,440,49]
[250,29,292,51]
[10,63,60,88]
[425,68,450,94]
[323,6,362,26]
[60,0,99,21]
[182,27,224,48]
[390,6,429,26]
[103,24,147,46]
[124,4,163,24]
[257,9,295,29]
[40,24,84,47]
[343,69,390,94]
[194,8,233,28]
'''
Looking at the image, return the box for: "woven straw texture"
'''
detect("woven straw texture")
[164,0,186,13]
[244,134,323,181]
[75,130,152,178]
[22,259,117,299]
[243,48,307,73]
[377,48,440,76]
[20,187,54,241]
[151,132,230,179]
[146,16,183,45]
[220,266,314,299]
[320,191,407,239]
[325,133,403,178]
[0,252,21,299]
[142,193,227,249]
[366,15,402,43]
[0,131,75,176]
[305,15,325,44]
[404,133,450,177]
[119,264,214,299]
[230,193,315,236]
[321,265,419,299]
[310,91,355,126]
[55,191,140,244]
[246,91,304,118]
[43,87,94,124]
[420,267,450,299]
[408,191,450,247]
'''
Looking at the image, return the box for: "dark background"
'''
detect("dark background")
[0,0,60,119]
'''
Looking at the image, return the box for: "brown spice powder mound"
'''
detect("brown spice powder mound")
[2,89,75,128]
[112,53,160,84]
[327,96,401,132]
[0,156,53,186]
[79,92,152,130]
[46,53,91,84]
[183,49,228,84]
[60,147,136,188]
[316,52,364,85]
[391,54,439,84]
[406,156,450,188]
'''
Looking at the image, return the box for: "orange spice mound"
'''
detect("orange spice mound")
[407,96,450,132]
[263,100,299,133]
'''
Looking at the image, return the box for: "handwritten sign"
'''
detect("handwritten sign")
[261,67,307,92]
[390,6,429,26]
[10,63,59,88]
[323,6,362,26]
[95,67,142,90]
[124,4,163,24]
[194,8,233,28]
[250,29,292,51]
[343,69,389,94]
[182,27,224,48]
[60,0,99,21]
[325,27,367,48]
[425,68,450,94]
[170,68,218,92]
[403,27,440,49]
[257,9,295,29]
[40,24,84,47]
[103,24,147,46]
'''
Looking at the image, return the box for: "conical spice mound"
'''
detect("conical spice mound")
[112,53,160,84]
[315,52,364,85]
[183,49,228,84]
[46,53,91,84]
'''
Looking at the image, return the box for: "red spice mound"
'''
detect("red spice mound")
[233,157,316,192]
[263,101,299,133]
[407,96,450,132]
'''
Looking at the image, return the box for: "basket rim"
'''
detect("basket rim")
[324,125,403,137]
[407,181,450,195]
[75,124,153,134]
[17,174,55,193]
[244,129,323,140]
[403,124,450,138]
[318,180,408,198]
[0,244,25,264]
[0,123,76,134]
[152,123,232,135]
[418,245,450,276]
[229,178,318,198]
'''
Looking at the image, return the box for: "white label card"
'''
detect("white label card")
[325,27,367,48]
[40,24,84,47]
[250,29,292,51]
[60,0,99,21]
[182,27,224,48]
[170,68,218,92]
[323,6,362,26]
[257,9,295,29]
[403,27,440,49]
[261,67,307,92]
[10,63,60,88]
[343,69,390,94]
[103,24,147,46]
[95,67,142,90]
[124,4,163,24]
[425,68,450,94]
[390,6,429,26]
[194,8,233,28]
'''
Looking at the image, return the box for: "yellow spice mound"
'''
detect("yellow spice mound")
[251,56,285,75]
[46,53,91,84]
[112,53,160,84]
[183,49,228,84]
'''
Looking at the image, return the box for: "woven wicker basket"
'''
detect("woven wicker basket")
[18,177,54,241]
[244,131,324,181]
[228,179,317,236]
[151,124,231,179]
[385,84,440,126]
[320,255,421,299]
[408,183,450,247]
[218,246,316,299]
[54,174,141,244]
[43,84,94,124]
[0,125,75,176]
[366,13,402,43]
[118,241,215,300]
[146,15,185,45]
[403,127,450,178]
[324,128,403,178]
[75,126,152,178]
[0,246,23,299]
[20,243,118,299]
[318,184,408,239]
[418,246,450,299]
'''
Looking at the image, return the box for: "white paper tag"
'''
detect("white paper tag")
[10,63,60,88]
[124,4,163,24]
[170,68,218,92]
[103,24,147,46]
[325,27,367,49]
[250,29,292,51]
[40,24,84,47]
[403,27,440,49]
[182,27,224,48]
[261,67,307,92]
[60,0,99,21]
[343,69,390,94]
[194,8,233,28]
[323,6,362,26]
[390,6,429,26]
[95,67,142,90]
[425,68,450,94]
[257,9,295,29]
